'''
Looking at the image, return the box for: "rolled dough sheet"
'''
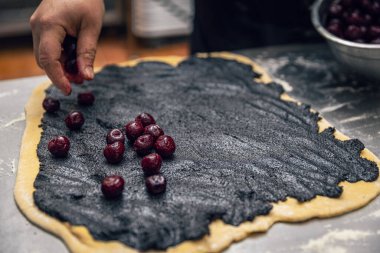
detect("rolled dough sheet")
[14,53,380,253]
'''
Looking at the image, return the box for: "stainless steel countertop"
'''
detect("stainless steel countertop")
[1,44,379,253]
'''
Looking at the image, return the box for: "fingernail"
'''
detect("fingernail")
[84,67,94,80]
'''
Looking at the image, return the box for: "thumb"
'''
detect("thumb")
[76,28,99,80]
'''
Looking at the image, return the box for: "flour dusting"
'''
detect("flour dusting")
[294,56,327,70]
[301,229,372,253]
[320,103,349,113]
[340,114,369,124]
[369,209,380,218]
[0,89,18,99]
[259,57,290,73]
[10,159,16,174]
[2,112,25,128]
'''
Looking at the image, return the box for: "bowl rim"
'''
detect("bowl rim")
[311,0,380,49]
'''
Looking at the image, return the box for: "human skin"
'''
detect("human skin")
[30,0,105,95]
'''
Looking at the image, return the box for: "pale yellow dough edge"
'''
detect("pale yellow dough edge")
[14,52,380,253]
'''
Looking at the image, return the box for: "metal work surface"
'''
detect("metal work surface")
[0,44,379,253]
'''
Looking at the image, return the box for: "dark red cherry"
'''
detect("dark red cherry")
[62,36,78,75]
[78,91,95,106]
[364,14,373,25]
[106,129,125,144]
[342,11,350,20]
[145,175,166,194]
[43,97,60,113]
[103,141,125,164]
[64,58,79,75]
[154,135,176,158]
[48,136,70,158]
[101,175,125,199]
[125,121,144,141]
[346,9,366,25]
[141,153,162,176]
[345,25,364,40]
[370,37,380,43]
[341,0,356,7]
[327,23,344,37]
[135,113,156,127]
[329,3,343,17]
[133,134,154,156]
[360,0,372,10]
[62,35,77,58]
[65,111,85,130]
[359,25,368,36]
[144,124,164,140]
[328,18,342,26]
[369,25,380,38]
[370,1,380,14]
[354,38,365,43]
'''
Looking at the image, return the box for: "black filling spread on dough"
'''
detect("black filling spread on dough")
[34,57,379,250]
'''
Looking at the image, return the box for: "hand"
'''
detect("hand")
[30,0,105,95]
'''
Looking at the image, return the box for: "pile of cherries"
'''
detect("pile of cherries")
[43,94,175,200]
[103,113,176,198]
[325,0,380,43]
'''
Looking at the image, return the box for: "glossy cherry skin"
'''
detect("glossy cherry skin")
[363,13,372,25]
[144,124,164,140]
[369,25,380,39]
[345,25,364,40]
[78,91,95,106]
[103,141,125,164]
[329,3,343,17]
[48,136,70,158]
[43,97,60,113]
[341,0,355,7]
[145,174,166,194]
[328,18,342,25]
[65,111,85,130]
[327,23,343,37]
[62,35,79,75]
[360,0,372,10]
[135,113,156,127]
[64,58,79,75]
[125,121,144,141]
[370,1,380,15]
[106,129,125,144]
[346,9,366,25]
[133,134,154,156]
[141,153,162,176]
[370,37,380,44]
[154,135,176,158]
[101,175,125,199]
[62,35,77,58]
